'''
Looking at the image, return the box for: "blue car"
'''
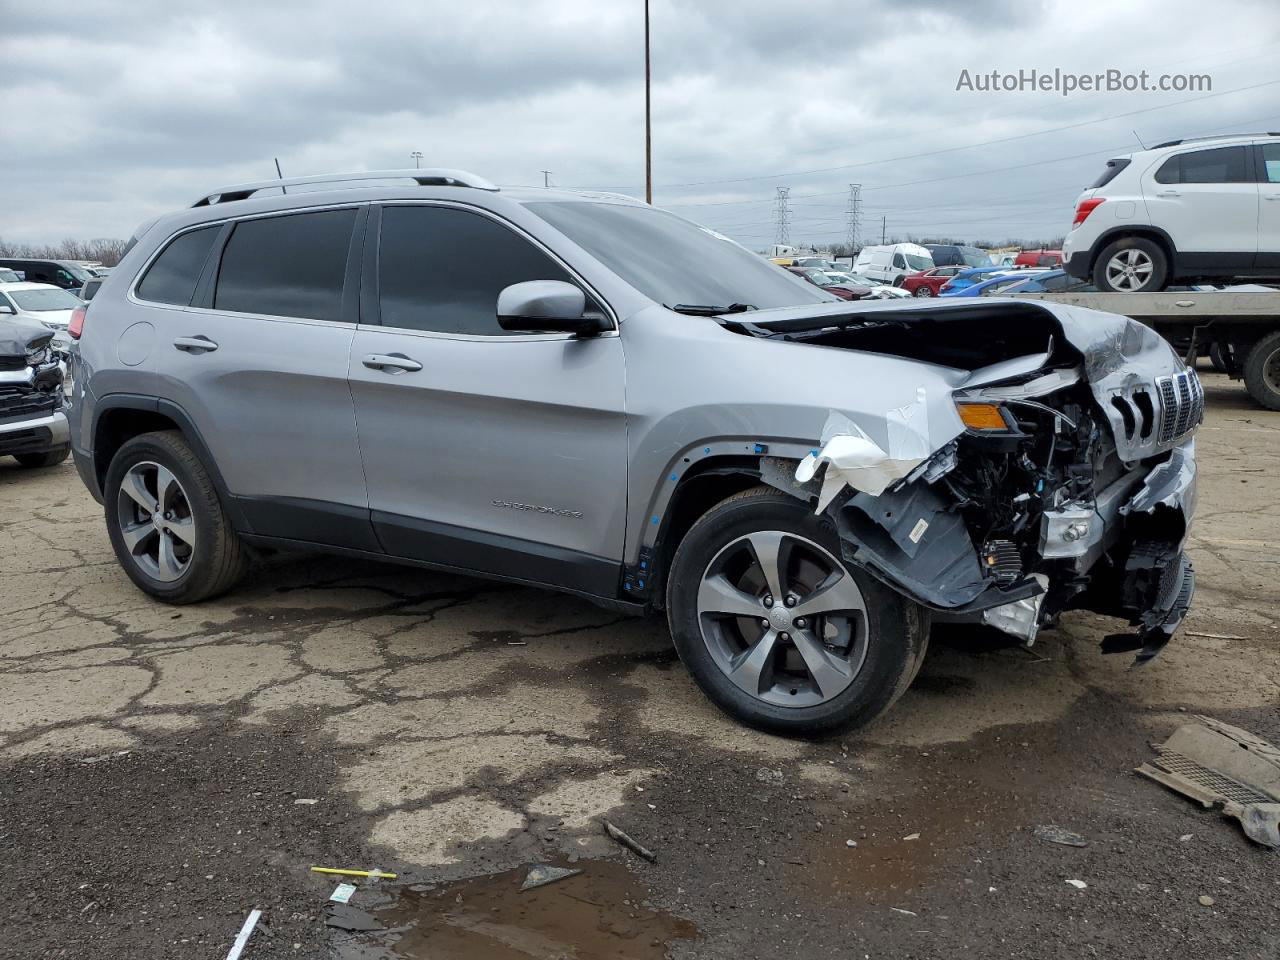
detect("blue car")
[937,266,1018,295]
[940,270,1049,298]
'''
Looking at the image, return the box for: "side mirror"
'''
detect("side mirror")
[496,280,609,336]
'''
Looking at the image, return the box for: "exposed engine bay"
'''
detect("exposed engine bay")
[733,298,1199,663]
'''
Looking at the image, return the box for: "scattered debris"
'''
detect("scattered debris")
[310,866,397,880]
[324,903,383,933]
[1185,631,1247,641]
[602,819,657,862]
[224,909,262,960]
[1033,825,1089,848]
[1136,715,1280,848]
[293,798,319,805]
[1179,834,1194,842]
[845,839,858,848]
[520,864,582,891]
[1198,895,1216,907]
[902,833,920,841]
[889,907,917,916]
[506,640,527,646]
[1065,879,1087,889]
[755,767,785,785]
[329,883,357,904]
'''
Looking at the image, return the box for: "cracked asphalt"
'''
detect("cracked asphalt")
[1,368,1278,959]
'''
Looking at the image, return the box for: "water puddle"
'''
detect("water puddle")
[330,859,698,959]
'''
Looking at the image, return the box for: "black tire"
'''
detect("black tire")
[14,445,70,468]
[1091,237,1169,293]
[1242,331,1280,411]
[104,430,249,603]
[913,286,934,298]
[665,486,928,737]
[1208,341,1231,374]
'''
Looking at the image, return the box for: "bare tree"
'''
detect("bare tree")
[0,237,129,266]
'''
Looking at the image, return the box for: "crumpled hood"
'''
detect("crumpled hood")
[0,316,54,357]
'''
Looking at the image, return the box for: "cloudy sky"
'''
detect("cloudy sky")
[4,0,1279,250]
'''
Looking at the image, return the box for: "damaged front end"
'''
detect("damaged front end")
[739,299,1199,662]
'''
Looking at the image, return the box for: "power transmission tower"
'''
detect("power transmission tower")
[774,187,791,248]
[846,184,862,252]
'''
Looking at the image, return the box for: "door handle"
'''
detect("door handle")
[1157,190,1181,197]
[173,336,218,353]
[1264,194,1280,201]
[362,353,422,373]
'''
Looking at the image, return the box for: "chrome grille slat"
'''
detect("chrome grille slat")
[1155,369,1204,445]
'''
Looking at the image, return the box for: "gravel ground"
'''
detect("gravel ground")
[1,368,1277,959]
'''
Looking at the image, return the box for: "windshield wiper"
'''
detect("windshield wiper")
[669,302,757,316]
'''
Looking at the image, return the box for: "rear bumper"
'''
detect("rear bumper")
[1063,250,1091,280]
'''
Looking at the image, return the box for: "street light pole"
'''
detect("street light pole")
[644,0,652,204]
[410,151,423,169]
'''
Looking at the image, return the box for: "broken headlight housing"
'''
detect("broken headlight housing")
[25,344,52,367]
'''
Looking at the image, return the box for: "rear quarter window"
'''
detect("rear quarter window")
[1089,158,1131,189]
[137,226,220,306]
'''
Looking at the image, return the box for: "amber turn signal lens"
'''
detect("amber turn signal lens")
[956,402,1008,431]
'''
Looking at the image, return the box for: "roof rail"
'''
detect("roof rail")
[1150,132,1280,150]
[192,168,499,207]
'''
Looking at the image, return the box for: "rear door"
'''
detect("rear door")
[143,206,377,550]
[1144,145,1258,267]
[347,202,628,596]
[1256,142,1280,271]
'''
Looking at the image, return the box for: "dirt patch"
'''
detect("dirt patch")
[0,724,374,960]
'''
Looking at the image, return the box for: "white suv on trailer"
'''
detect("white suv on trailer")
[1064,133,1280,292]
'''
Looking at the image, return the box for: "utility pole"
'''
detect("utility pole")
[644,0,652,204]
[409,151,423,169]
[774,187,791,248]
[881,215,887,245]
[540,170,552,188]
[846,184,861,253]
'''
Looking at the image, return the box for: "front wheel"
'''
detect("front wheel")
[1092,237,1168,292]
[913,286,934,298]
[104,430,249,603]
[665,486,928,736]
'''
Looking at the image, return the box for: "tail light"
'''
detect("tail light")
[69,305,87,339]
[1072,197,1105,228]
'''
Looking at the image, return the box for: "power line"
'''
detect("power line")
[656,78,1280,189]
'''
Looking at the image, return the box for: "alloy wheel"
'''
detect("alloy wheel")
[696,530,868,707]
[116,460,196,582]
[1104,248,1154,291]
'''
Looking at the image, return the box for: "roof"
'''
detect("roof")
[0,281,67,292]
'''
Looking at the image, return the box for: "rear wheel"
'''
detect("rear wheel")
[666,486,928,736]
[104,430,249,603]
[14,445,69,468]
[1092,237,1168,292]
[913,286,934,297]
[1208,341,1232,374]
[1242,331,1280,411]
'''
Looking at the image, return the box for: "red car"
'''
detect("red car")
[786,266,870,300]
[900,266,964,298]
[1014,249,1063,268]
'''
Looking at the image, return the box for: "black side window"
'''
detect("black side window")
[138,226,220,305]
[1155,146,1249,185]
[892,253,905,268]
[377,205,579,336]
[214,209,355,321]
[1089,158,1130,189]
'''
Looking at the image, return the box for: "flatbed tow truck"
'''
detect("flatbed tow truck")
[1004,288,1280,410]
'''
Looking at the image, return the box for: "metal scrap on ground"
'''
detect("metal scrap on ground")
[1033,825,1089,848]
[602,818,658,862]
[1136,715,1280,848]
[520,864,583,891]
[224,908,262,960]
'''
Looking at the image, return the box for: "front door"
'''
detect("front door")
[348,203,628,596]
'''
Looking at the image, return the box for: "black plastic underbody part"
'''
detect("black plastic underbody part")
[1101,543,1195,664]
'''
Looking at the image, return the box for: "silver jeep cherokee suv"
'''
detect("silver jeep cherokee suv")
[67,169,1200,735]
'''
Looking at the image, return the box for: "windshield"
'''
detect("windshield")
[524,201,833,309]
[959,247,991,267]
[903,254,932,270]
[10,288,82,311]
[978,275,1032,296]
[0,269,20,282]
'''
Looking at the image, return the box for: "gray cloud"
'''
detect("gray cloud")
[2,0,1278,247]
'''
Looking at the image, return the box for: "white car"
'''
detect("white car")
[1064,133,1280,292]
[825,270,911,299]
[0,282,82,359]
